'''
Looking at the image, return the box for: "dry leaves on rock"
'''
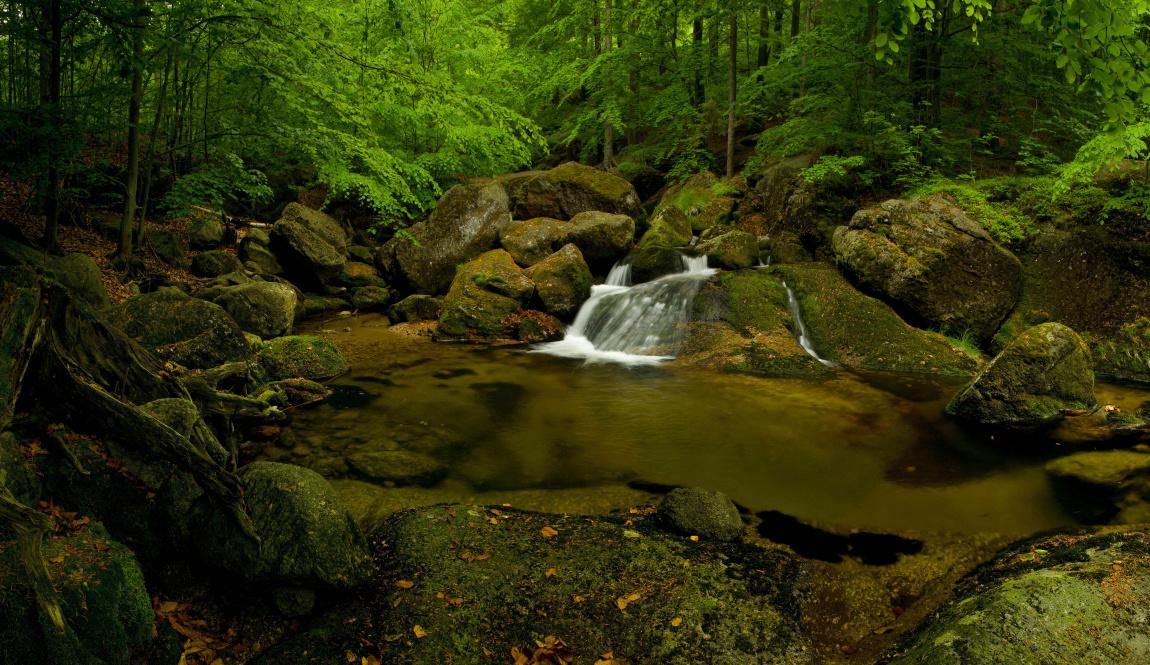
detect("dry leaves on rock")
[509,636,573,665]
[540,526,558,538]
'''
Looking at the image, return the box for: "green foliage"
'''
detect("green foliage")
[908,179,1039,245]
[799,155,876,189]
[935,325,983,360]
[160,153,272,217]
[469,271,507,290]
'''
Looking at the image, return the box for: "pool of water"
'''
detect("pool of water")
[270,313,1150,537]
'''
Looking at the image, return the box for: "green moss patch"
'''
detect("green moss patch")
[259,335,349,380]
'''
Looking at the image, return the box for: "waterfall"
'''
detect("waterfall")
[781,281,837,367]
[532,257,716,364]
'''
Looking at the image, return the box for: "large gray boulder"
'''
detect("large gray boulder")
[45,253,110,310]
[658,487,743,542]
[270,209,347,289]
[832,196,1022,342]
[500,211,634,272]
[523,243,592,319]
[695,230,758,270]
[239,231,283,275]
[189,219,224,250]
[945,322,1096,427]
[378,182,511,295]
[215,281,297,339]
[105,287,252,369]
[437,249,534,342]
[199,462,374,588]
[278,203,348,257]
[191,250,243,278]
[147,229,188,269]
[511,161,643,221]
[886,530,1150,664]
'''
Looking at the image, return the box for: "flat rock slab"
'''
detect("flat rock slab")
[256,505,812,665]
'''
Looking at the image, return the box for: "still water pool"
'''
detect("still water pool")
[272,313,1150,537]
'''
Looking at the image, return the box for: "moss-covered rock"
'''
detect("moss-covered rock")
[774,264,980,375]
[832,196,1022,342]
[500,212,635,273]
[637,205,693,249]
[656,172,737,232]
[278,203,348,257]
[0,430,39,506]
[768,230,811,264]
[882,530,1150,665]
[298,294,351,319]
[239,236,284,275]
[511,161,643,221]
[346,450,448,487]
[147,229,188,269]
[191,249,244,278]
[44,253,110,311]
[337,261,386,289]
[350,285,390,311]
[387,295,442,324]
[515,309,564,342]
[253,505,810,665]
[1046,450,1150,522]
[379,182,511,295]
[523,244,592,319]
[106,287,252,369]
[0,523,153,665]
[945,322,1095,427]
[273,378,331,405]
[259,335,348,380]
[658,487,743,542]
[269,217,346,290]
[215,281,298,339]
[696,230,758,270]
[629,246,685,283]
[437,250,534,342]
[189,218,224,250]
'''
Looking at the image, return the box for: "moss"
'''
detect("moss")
[259,335,349,380]
[638,206,693,249]
[775,264,979,375]
[338,262,386,288]
[523,245,592,320]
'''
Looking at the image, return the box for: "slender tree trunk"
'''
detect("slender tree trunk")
[40,0,61,253]
[790,0,800,38]
[602,0,614,170]
[692,18,704,105]
[137,51,173,243]
[757,3,770,78]
[116,0,145,266]
[799,0,811,97]
[726,9,737,179]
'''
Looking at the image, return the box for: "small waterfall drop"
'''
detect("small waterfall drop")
[781,281,837,367]
[532,257,716,364]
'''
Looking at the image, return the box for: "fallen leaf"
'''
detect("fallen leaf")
[625,593,640,602]
[874,626,894,635]
[840,645,858,655]
[671,617,682,627]
[615,598,628,611]
[689,535,699,542]
[436,592,445,599]
[541,526,558,538]
[346,650,357,662]
[395,580,414,589]
[392,598,402,608]
[474,553,490,561]
[487,517,499,525]
[49,554,65,564]
[490,509,502,516]
[573,595,585,602]
[413,625,428,639]
[545,568,556,578]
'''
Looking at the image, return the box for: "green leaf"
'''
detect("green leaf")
[1056,53,1069,69]
[875,32,888,48]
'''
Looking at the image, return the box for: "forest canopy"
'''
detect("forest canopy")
[1,0,1146,248]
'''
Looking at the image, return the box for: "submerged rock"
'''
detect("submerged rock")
[511,161,643,221]
[832,195,1022,342]
[379,182,510,295]
[658,487,743,541]
[106,287,252,369]
[1046,449,1150,522]
[945,322,1095,427]
[258,335,348,380]
[523,243,592,319]
[346,449,448,487]
[387,295,442,324]
[883,529,1150,664]
[255,505,811,665]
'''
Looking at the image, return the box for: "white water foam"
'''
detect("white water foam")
[781,280,837,367]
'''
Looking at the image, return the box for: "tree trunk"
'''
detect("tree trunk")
[757,3,770,77]
[116,0,145,267]
[790,0,800,38]
[692,18,704,105]
[602,0,614,171]
[727,10,737,179]
[40,0,62,253]
[799,0,811,97]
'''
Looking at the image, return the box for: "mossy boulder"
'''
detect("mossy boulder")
[656,172,737,233]
[501,211,635,272]
[516,309,564,342]
[832,196,1022,342]
[696,230,758,270]
[0,430,39,506]
[0,523,152,665]
[298,294,351,319]
[147,229,188,269]
[269,218,346,289]
[658,487,743,542]
[346,450,448,487]
[215,281,298,339]
[637,206,693,249]
[191,249,244,278]
[337,261,385,289]
[773,263,980,375]
[769,230,811,264]
[1046,450,1150,522]
[678,269,832,375]
[629,246,684,283]
[253,505,810,665]
[274,378,331,405]
[511,161,643,221]
[350,285,390,311]
[387,295,442,324]
[523,244,592,319]
[106,287,252,369]
[139,398,228,466]
[278,203,348,257]
[189,218,225,250]
[437,250,534,342]
[945,322,1095,427]
[259,335,348,380]
[45,253,110,310]
[883,530,1150,665]
[198,462,374,588]
[239,237,283,275]
[379,182,511,295]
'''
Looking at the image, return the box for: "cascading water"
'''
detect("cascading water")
[781,281,837,367]
[532,255,716,364]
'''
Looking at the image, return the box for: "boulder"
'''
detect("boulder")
[387,295,443,324]
[245,227,271,246]
[258,335,348,380]
[637,205,693,249]
[189,219,224,250]
[346,450,448,487]
[379,182,510,295]
[347,245,374,264]
[885,530,1150,665]
[516,310,564,342]
[0,524,153,665]
[45,253,110,310]
[215,281,298,339]
[255,505,809,665]
[298,294,351,319]
[350,285,390,311]
[239,235,283,275]
[629,246,685,283]
[832,196,1022,342]
[437,250,535,342]
[1046,449,1150,522]
[105,287,252,369]
[523,244,593,319]
[500,212,635,272]
[273,378,331,405]
[199,462,374,589]
[656,172,738,232]
[140,398,228,466]
[658,487,743,541]
[191,250,243,278]
[269,217,346,289]
[696,230,758,270]
[337,261,385,288]
[511,161,643,221]
[278,203,348,257]
[945,322,1096,427]
[146,229,188,269]
[0,429,39,506]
